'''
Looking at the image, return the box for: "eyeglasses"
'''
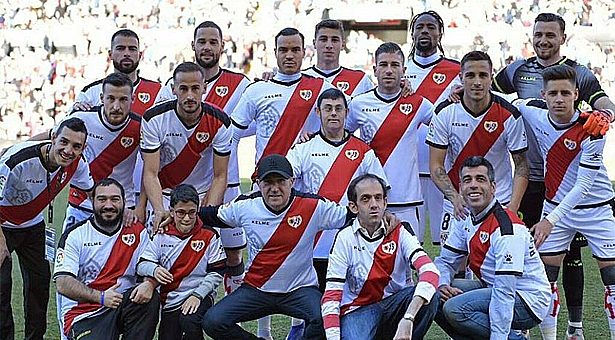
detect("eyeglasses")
[173,209,197,219]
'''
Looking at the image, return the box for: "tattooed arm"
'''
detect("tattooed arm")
[429,146,467,220]
[509,151,529,214]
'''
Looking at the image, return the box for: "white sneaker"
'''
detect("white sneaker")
[566,328,585,340]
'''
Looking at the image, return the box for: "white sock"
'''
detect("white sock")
[605,285,615,339]
[539,282,559,340]
[257,316,272,338]
[291,317,304,327]
[224,273,244,295]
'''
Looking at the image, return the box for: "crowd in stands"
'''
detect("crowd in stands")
[1,0,614,139]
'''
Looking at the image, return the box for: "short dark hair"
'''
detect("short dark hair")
[409,11,445,57]
[56,117,87,142]
[315,19,344,39]
[317,88,348,109]
[102,72,133,93]
[170,184,199,207]
[111,29,139,46]
[194,21,223,40]
[173,61,204,81]
[460,51,492,71]
[275,27,305,48]
[347,174,388,204]
[535,13,566,34]
[459,156,495,182]
[92,178,125,203]
[543,64,577,88]
[375,42,404,63]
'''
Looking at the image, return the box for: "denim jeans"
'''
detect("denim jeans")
[435,279,540,340]
[202,284,324,340]
[340,286,439,340]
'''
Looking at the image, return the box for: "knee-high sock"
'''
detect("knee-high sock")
[223,261,245,295]
[563,245,584,325]
[539,281,560,340]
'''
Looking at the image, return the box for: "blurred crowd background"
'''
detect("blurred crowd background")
[1,0,615,140]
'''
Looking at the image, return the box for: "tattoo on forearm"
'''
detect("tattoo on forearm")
[433,167,458,200]
[512,153,529,179]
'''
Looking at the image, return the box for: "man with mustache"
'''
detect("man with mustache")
[54,178,159,340]
[0,117,93,340]
[141,62,232,241]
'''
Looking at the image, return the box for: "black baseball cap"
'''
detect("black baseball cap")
[257,154,293,180]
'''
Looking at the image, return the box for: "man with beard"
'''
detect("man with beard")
[0,117,93,340]
[157,21,250,299]
[141,62,232,240]
[404,11,461,245]
[54,179,159,340]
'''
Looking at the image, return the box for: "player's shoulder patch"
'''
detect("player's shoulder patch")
[143,100,176,122]
[434,99,454,115]
[493,94,521,119]
[5,143,44,170]
[81,79,103,93]
[57,218,90,248]
[493,203,514,235]
[203,103,231,127]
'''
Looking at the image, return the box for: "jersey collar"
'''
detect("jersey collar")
[352,218,386,242]
[471,198,498,225]
[89,216,122,236]
[309,66,342,78]
[263,189,296,215]
[165,217,205,239]
[411,53,442,69]
[98,106,131,132]
[460,92,494,118]
[374,88,401,103]
[205,68,223,84]
[317,130,351,147]
[548,110,580,130]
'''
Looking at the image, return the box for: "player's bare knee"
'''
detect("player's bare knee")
[599,264,615,285]
[541,254,565,268]
[544,264,561,282]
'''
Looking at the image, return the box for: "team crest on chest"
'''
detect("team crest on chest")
[432,73,446,85]
[345,150,360,161]
[195,132,210,144]
[287,215,303,228]
[563,138,577,150]
[381,240,397,255]
[121,137,134,148]
[215,86,229,97]
[479,231,489,244]
[299,89,313,101]
[483,121,498,133]
[399,103,413,115]
[137,92,150,104]
[336,81,350,92]
[122,233,136,246]
[191,240,205,252]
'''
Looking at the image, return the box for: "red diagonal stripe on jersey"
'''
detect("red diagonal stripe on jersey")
[332,68,365,96]
[63,222,145,334]
[158,109,223,189]
[205,71,244,110]
[160,225,214,306]
[544,124,589,200]
[370,95,423,166]
[341,225,402,315]
[259,77,324,160]
[447,101,509,190]
[468,214,498,280]
[244,196,319,288]
[413,59,459,103]
[0,160,78,225]
[69,117,140,206]
[131,80,162,115]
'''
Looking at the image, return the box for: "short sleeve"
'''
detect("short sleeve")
[140,117,162,153]
[362,149,388,186]
[442,219,468,255]
[579,135,606,170]
[53,230,81,279]
[506,114,528,154]
[212,123,232,156]
[230,87,257,129]
[345,101,362,133]
[70,157,94,191]
[425,109,449,149]
[216,201,242,228]
[317,199,350,231]
[418,97,434,125]
[205,233,227,267]
[286,146,303,183]
[354,75,374,97]
[576,66,607,107]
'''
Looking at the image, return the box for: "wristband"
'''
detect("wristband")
[100,291,105,306]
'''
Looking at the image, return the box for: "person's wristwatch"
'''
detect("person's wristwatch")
[403,312,414,322]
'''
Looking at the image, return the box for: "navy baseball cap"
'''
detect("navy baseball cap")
[257,154,293,180]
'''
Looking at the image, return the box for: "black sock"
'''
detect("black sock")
[563,246,584,324]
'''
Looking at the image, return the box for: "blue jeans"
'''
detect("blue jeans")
[435,280,540,340]
[202,284,324,340]
[340,286,439,340]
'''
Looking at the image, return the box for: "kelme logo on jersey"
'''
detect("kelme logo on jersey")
[563,138,577,150]
[121,137,134,148]
[336,81,350,92]
[299,89,313,101]
[191,240,205,252]
[196,132,210,144]
[345,150,360,161]
[215,86,229,97]
[287,215,303,228]
[381,240,397,255]
[483,121,498,133]
[432,73,446,85]
[479,231,489,243]
[138,92,151,104]
[122,233,136,246]
[399,103,413,115]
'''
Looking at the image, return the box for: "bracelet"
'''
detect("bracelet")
[100,291,105,306]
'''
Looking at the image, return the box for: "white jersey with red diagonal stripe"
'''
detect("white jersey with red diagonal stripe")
[138,223,226,310]
[76,77,162,116]
[346,89,433,205]
[66,108,140,210]
[513,99,614,206]
[286,132,388,258]
[53,219,149,333]
[214,190,348,293]
[303,66,373,97]
[425,94,527,203]
[231,73,335,164]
